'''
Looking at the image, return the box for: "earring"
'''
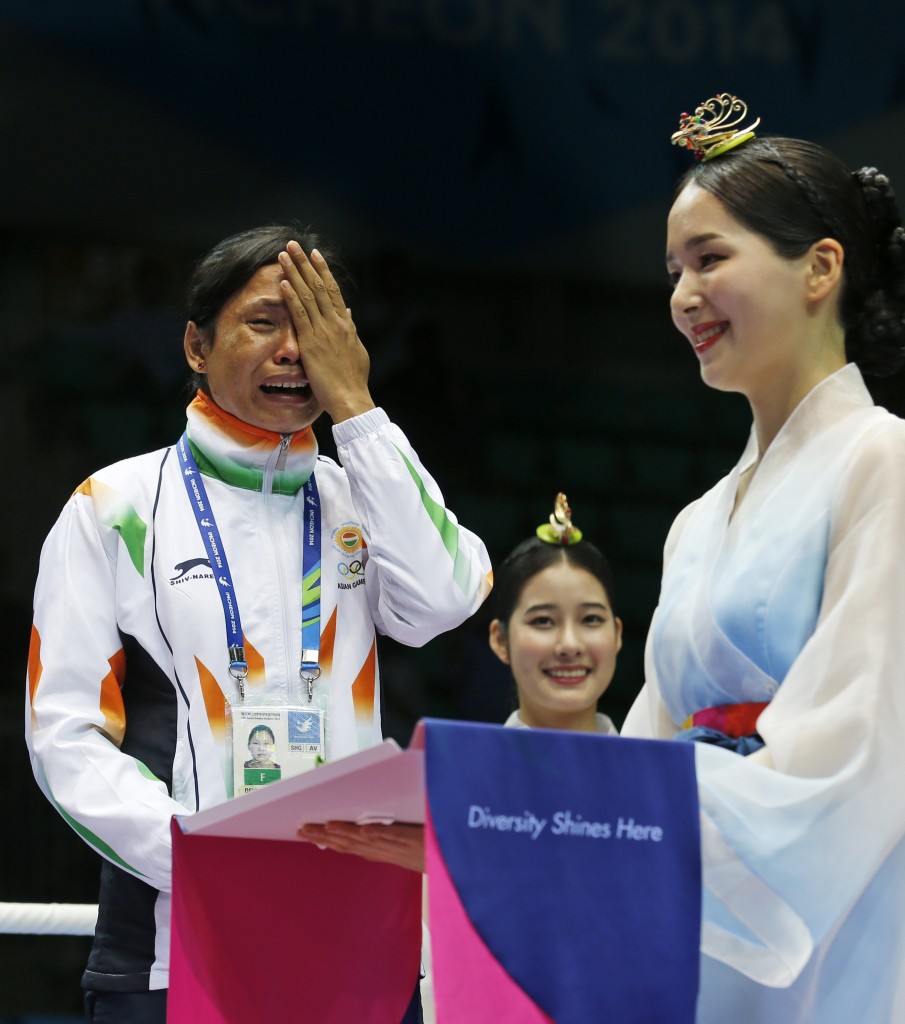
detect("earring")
[197,360,206,371]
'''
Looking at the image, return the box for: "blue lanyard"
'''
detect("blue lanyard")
[300,473,322,699]
[177,432,321,701]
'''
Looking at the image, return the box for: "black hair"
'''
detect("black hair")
[491,537,617,629]
[678,137,905,376]
[183,222,334,393]
[247,724,276,745]
[186,222,325,329]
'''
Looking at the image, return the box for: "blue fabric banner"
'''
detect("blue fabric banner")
[425,719,701,1023]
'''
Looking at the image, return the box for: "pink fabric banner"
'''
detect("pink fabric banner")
[426,804,554,1024]
[169,822,422,1023]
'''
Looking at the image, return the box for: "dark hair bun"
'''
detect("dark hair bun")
[848,171,905,376]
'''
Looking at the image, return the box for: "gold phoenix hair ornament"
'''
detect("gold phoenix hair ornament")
[536,492,583,546]
[671,93,761,162]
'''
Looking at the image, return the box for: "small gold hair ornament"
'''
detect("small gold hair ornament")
[536,492,583,546]
[671,93,760,162]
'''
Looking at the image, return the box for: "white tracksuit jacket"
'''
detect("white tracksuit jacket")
[26,392,492,991]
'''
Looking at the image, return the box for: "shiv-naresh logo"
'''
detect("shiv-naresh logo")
[331,523,364,556]
[170,557,213,586]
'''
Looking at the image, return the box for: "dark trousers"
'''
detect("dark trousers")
[400,981,424,1024]
[84,988,167,1023]
[84,982,422,1022]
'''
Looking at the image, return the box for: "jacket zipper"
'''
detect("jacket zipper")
[263,435,296,698]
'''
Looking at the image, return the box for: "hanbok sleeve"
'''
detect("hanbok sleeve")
[662,418,905,986]
[622,500,698,739]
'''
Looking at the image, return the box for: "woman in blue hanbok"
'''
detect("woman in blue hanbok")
[621,95,905,1022]
[297,96,905,1021]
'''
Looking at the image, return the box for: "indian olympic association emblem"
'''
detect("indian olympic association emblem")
[331,522,364,557]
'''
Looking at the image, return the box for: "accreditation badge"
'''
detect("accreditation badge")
[229,704,325,796]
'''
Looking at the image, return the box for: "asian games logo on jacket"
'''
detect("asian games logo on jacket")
[332,523,366,590]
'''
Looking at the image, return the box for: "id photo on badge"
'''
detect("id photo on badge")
[243,722,282,788]
[244,723,281,769]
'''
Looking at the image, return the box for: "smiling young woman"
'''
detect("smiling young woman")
[623,95,905,1022]
[666,184,847,451]
[487,496,622,735]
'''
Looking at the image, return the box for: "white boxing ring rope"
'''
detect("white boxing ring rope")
[0,900,437,1021]
[0,902,98,935]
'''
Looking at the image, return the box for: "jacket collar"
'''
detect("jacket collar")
[184,390,318,495]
